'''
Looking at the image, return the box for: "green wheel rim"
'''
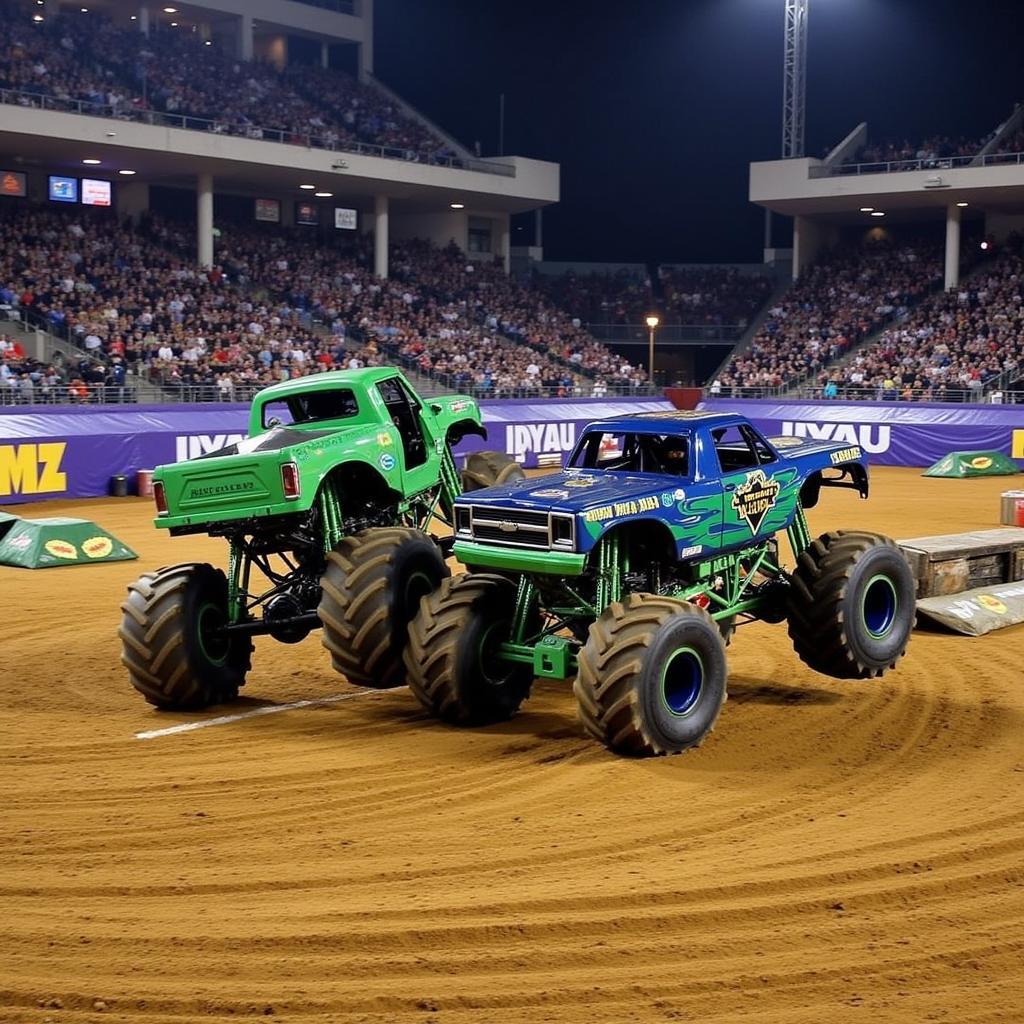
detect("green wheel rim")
[476,620,515,687]
[196,602,230,666]
[403,569,434,621]
[862,574,898,639]
[661,646,704,717]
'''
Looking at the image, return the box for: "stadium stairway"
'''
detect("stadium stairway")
[704,271,794,385]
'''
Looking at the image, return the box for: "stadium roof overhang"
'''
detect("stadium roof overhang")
[0,108,559,215]
[750,157,1024,221]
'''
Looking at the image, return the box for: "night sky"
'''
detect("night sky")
[375,0,1024,265]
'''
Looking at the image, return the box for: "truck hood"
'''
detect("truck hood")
[460,469,688,514]
[194,425,348,460]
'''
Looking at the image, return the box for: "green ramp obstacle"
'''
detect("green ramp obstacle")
[922,451,1020,478]
[0,516,137,569]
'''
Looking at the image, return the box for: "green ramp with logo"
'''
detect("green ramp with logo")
[922,451,1020,478]
[0,516,138,569]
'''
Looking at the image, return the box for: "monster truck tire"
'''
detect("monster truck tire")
[460,450,525,491]
[787,530,915,679]
[404,574,536,724]
[318,527,449,689]
[119,562,251,710]
[575,593,728,757]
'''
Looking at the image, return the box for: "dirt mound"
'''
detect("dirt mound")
[1,468,1022,1022]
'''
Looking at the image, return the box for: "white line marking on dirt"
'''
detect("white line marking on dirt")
[134,691,370,740]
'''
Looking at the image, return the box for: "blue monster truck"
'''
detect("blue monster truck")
[403,410,915,757]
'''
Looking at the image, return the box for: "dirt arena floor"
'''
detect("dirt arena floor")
[2,466,1023,1024]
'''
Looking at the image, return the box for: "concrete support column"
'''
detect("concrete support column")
[945,204,961,290]
[138,5,149,35]
[373,194,389,279]
[534,208,543,248]
[498,216,510,275]
[197,172,214,269]
[239,12,253,61]
[358,0,374,81]
[321,41,330,69]
[791,215,822,281]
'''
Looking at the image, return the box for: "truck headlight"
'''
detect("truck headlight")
[550,513,575,550]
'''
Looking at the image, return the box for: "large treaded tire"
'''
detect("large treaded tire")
[404,574,536,725]
[460,450,525,492]
[318,527,449,689]
[787,530,915,679]
[575,593,728,757]
[119,562,251,710]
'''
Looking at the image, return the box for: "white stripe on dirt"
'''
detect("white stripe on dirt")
[134,691,370,740]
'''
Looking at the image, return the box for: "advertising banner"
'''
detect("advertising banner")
[701,398,1024,469]
[0,397,672,504]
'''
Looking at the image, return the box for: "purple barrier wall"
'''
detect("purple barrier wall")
[700,398,1024,469]
[0,397,672,503]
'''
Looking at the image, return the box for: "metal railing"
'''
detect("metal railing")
[703,383,1020,405]
[585,323,745,344]
[292,0,355,12]
[143,379,659,404]
[0,88,515,177]
[813,148,1024,177]
[0,382,137,406]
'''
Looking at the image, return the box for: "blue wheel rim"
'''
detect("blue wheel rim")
[862,574,898,638]
[661,647,704,717]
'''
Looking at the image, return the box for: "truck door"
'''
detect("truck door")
[711,424,783,552]
[375,377,436,495]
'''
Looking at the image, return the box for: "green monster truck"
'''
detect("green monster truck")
[403,410,916,757]
[119,368,521,709]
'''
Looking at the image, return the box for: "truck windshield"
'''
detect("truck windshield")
[261,389,360,428]
[570,431,689,476]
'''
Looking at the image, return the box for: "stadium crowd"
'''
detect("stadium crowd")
[0,4,459,164]
[816,243,1024,401]
[849,135,989,167]
[530,267,653,325]
[717,238,945,393]
[658,266,773,327]
[0,204,651,403]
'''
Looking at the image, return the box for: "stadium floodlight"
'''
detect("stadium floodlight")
[299,184,316,190]
[118,169,137,175]
[82,158,101,165]
[860,207,874,212]
[163,6,177,11]
[32,13,43,20]
[871,211,885,217]
[956,201,969,208]
[450,203,465,209]
[314,191,333,198]
[645,315,660,382]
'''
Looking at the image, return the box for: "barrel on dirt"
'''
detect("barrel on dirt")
[999,490,1024,526]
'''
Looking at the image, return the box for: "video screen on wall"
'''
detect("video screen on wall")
[255,198,280,223]
[334,207,357,230]
[81,178,112,207]
[1,170,26,198]
[49,176,78,203]
[295,201,319,227]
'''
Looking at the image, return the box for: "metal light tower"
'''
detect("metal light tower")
[767,0,809,250]
[782,0,809,159]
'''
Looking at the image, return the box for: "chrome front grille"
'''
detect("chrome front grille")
[457,505,576,551]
